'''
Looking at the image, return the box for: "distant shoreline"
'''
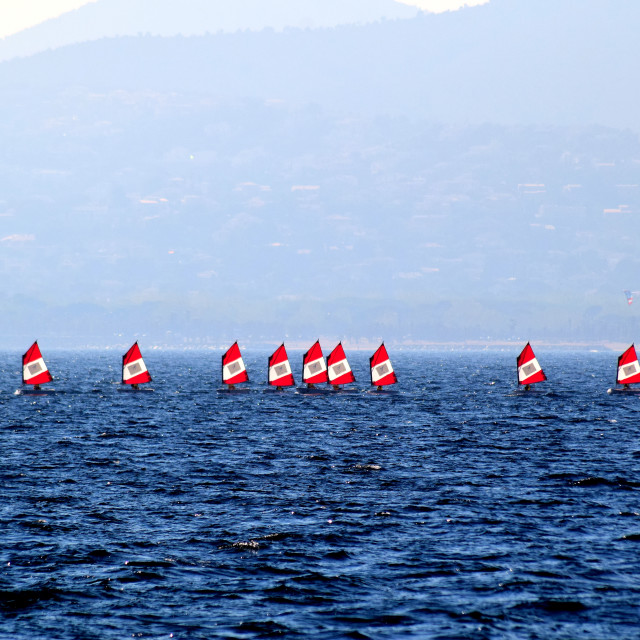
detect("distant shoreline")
[1,341,627,352]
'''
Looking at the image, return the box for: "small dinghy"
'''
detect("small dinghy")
[370,343,397,391]
[268,344,294,391]
[517,342,547,390]
[608,344,640,394]
[21,341,53,393]
[300,340,329,392]
[327,342,356,390]
[221,341,249,391]
[122,341,152,390]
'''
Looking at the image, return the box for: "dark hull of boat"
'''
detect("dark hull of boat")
[607,387,640,394]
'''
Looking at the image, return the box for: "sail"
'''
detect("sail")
[122,342,152,385]
[222,341,249,385]
[302,340,328,384]
[517,342,547,385]
[617,344,640,385]
[370,343,397,387]
[327,342,355,386]
[268,344,294,387]
[22,341,53,385]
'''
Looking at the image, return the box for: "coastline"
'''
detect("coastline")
[1,340,626,352]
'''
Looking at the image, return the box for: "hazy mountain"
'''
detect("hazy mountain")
[1,92,638,347]
[2,0,639,130]
[0,0,418,62]
[1,0,639,347]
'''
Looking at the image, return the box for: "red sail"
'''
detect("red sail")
[370,343,397,387]
[327,343,355,386]
[122,342,152,385]
[617,344,640,385]
[268,344,294,387]
[22,341,53,385]
[302,340,328,384]
[517,342,547,385]
[222,342,249,385]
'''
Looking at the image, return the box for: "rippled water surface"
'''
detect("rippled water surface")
[2,350,640,639]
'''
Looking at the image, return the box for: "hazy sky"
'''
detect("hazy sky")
[0,0,489,39]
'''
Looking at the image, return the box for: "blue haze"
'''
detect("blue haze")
[1,0,640,347]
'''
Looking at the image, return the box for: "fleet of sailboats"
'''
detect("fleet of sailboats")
[14,339,640,395]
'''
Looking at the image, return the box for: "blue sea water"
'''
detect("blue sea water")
[2,349,640,639]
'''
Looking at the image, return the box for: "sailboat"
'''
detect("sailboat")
[327,342,355,389]
[302,340,328,389]
[222,341,249,389]
[122,341,152,389]
[268,343,294,390]
[22,341,53,390]
[517,342,547,389]
[370,342,397,390]
[609,344,640,393]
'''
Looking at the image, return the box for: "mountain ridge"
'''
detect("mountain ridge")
[1,0,639,130]
[1,0,639,344]
[0,0,418,62]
